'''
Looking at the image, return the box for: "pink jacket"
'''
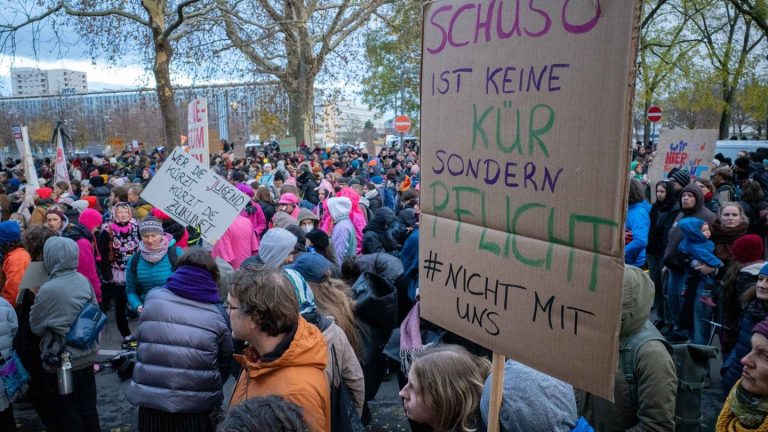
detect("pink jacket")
[319,187,365,254]
[76,238,102,303]
[212,215,260,270]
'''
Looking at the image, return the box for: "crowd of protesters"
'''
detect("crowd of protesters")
[0,139,767,431]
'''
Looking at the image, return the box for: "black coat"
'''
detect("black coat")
[352,272,397,400]
[297,171,319,205]
[647,200,679,256]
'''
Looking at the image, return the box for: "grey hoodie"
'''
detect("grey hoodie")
[30,236,99,371]
[481,360,577,432]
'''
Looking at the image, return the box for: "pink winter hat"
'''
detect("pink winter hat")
[278,193,299,205]
[79,208,103,231]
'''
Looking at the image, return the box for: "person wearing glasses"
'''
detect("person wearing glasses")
[227,265,330,432]
[127,248,233,431]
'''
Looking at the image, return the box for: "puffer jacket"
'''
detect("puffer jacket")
[576,266,677,432]
[721,296,768,396]
[127,288,233,413]
[30,237,99,372]
[230,316,330,432]
[0,297,18,411]
[625,200,650,267]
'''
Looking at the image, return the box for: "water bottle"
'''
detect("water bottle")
[57,352,73,395]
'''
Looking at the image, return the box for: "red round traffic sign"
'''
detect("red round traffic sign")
[394,115,411,133]
[647,105,662,123]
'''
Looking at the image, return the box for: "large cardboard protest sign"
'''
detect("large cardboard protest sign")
[187,98,210,167]
[141,147,249,242]
[647,129,718,182]
[419,1,641,399]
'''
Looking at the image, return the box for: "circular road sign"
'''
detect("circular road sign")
[647,105,662,123]
[394,115,411,133]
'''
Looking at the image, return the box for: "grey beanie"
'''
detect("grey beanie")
[139,216,164,236]
[258,228,298,267]
[480,360,577,432]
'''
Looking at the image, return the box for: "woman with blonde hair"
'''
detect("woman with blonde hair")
[399,344,490,431]
[287,253,361,356]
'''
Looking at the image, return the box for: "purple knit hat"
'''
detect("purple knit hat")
[754,316,768,340]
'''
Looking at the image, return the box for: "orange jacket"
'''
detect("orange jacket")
[2,247,31,307]
[230,317,330,432]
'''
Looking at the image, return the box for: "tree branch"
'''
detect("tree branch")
[162,0,207,42]
[61,3,150,27]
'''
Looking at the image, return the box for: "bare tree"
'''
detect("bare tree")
[0,1,218,150]
[218,0,391,147]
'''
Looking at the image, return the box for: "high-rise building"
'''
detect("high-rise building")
[11,67,88,96]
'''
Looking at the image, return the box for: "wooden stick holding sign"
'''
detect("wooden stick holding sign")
[487,353,506,432]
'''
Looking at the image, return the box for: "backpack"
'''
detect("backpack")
[621,321,718,432]
[129,246,179,277]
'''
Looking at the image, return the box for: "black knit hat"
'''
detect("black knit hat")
[668,169,691,188]
[306,228,329,251]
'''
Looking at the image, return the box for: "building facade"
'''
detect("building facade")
[11,67,88,96]
[0,81,385,152]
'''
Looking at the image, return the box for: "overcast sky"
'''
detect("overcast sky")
[0,16,163,95]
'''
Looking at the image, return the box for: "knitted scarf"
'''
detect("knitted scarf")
[713,220,750,254]
[165,266,220,304]
[139,233,171,263]
[718,381,768,431]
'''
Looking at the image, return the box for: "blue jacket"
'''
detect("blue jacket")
[677,217,722,268]
[126,245,184,311]
[625,201,651,267]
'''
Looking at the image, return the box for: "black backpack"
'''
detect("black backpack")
[621,321,717,431]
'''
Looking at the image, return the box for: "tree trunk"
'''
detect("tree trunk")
[286,75,315,148]
[719,85,735,140]
[153,40,179,150]
[642,99,651,148]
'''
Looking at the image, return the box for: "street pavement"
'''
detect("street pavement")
[14,309,724,431]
